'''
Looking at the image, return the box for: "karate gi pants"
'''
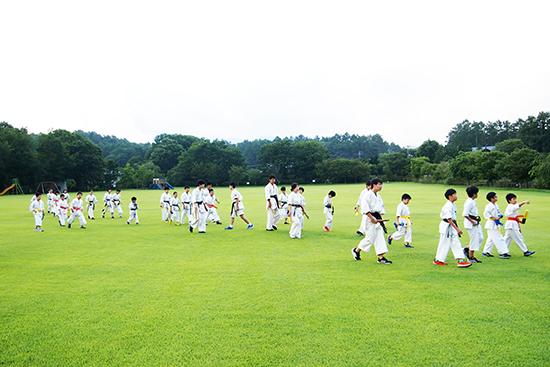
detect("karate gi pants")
[181,207,192,224]
[162,203,170,221]
[324,208,333,230]
[435,233,464,262]
[391,224,412,244]
[68,211,87,226]
[357,220,388,255]
[171,209,180,223]
[466,225,484,251]
[504,226,528,253]
[128,210,139,224]
[208,208,220,222]
[289,212,303,238]
[483,228,508,254]
[34,212,43,227]
[87,204,95,219]
[357,214,368,234]
[266,208,280,230]
[190,209,207,232]
[58,210,67,226]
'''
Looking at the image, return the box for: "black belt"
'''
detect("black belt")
[468,215,481,223]
[269,195,279,206]
[372,212,387,233]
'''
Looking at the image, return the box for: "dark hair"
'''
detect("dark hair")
[402,193,411,200]
[198,179,206,186]
[328,190,336,197]
[291,182,299,190]
[444,188,456,199]
[184,185,190,189]
[371,178,382,186]
[55,191,60,194]
[206,182,212,186]
[77,192,83,195]
[280,186,286,191]
[35,192,41,197]
[116,189,121,192]
[164,186,169,190]
[486,191,497,201]
[60,194,65,198]
[506,193,516,203]
[173,191,178,195]
[230,182,236,188]
[131,196,137,201]
[269,174,276,180]
[366,180,372,187]
[208,188,214,193]
[466,185,479,198]
[299,187,305,192]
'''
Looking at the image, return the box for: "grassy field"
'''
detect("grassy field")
[1,182,549,366]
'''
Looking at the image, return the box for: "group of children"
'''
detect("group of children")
[348,178,535,267]
[30,180,536,269]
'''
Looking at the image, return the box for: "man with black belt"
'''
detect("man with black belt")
[351,178,392,264]
[190,179,208,233]
[180,186,192,225]
[265,174,280,231]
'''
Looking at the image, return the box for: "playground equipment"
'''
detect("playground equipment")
[0,178,24,195]
[148,178,174,190]
[35,181,61,195]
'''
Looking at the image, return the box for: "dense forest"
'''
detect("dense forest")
[1,111,550,192]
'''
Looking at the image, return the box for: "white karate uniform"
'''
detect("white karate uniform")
[47,192,55,213]
[265,183,280,229]
[58,198,69,226]
[128,202,139,224]
[206,195,221,222]
[63,192,70,202]
[356,188,370,234]
[29,199,45,227]
[85,194,98,219]
[160,192,171,221]
[180,192,193,224]
[390,202,412,244]
[288,192,303,238]
[190,187,207,232]
[462,197,483,251]
[357,190,388,255]
[170,196,181,224]
[323,194,333,230]
[231,189,244,218]
[482,202,507,255]
[278,192,289,221]
[434,200,465,262]
[52,194,60,217]
[103,192,113,216]
[230,189,245,218]
[112,193,123,215]
[68,198,87,226]
[503,203,528,253]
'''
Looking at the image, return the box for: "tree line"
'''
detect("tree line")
[1,111,549,192]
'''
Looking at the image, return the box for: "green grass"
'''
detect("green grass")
[1,183,550,366]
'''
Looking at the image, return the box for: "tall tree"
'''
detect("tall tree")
[517,112,550,153]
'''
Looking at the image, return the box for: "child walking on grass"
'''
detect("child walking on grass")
[433,189,472,268]
[388,193,413,248]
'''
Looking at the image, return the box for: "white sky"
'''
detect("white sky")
[1,1,548,148]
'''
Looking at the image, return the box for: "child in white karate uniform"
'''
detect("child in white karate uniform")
[482,192,510,259]
[180,186,193,225]
[388,193,413,248]
[323,190,336,232]
[170,192,181,225]
[29,193,45,232]
[85,190,98,219]
[190,180,208,233]
[462,186,483,263]
[288,183,303,239]
[503,193,535,257]
[112,189,123,218]
[127,197,139,224]
[206,189,222,224]
[68,192,87,229]
[58,194,69,226]
[432,189,471,268]
[225,182,254,230]
[278,187,290,224]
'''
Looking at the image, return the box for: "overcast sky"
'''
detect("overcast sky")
[1,1,548,148]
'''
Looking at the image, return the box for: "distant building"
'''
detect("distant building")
[471,146,495,152]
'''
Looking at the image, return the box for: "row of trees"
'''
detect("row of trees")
[2,111,549,192]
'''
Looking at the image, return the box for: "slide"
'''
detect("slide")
[0,184,15,196]
[166,182,174,189]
